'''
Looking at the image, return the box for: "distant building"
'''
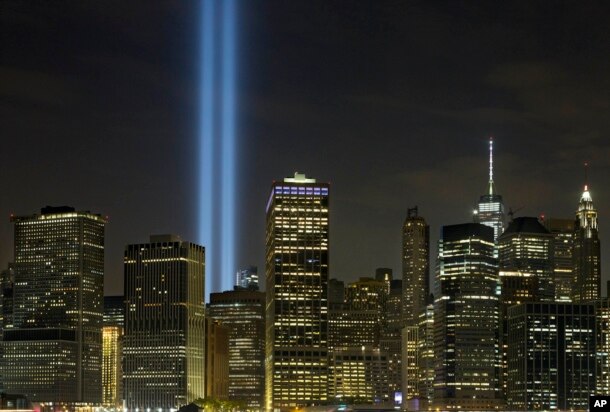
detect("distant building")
[205,318,230,400]
[401,206,429,403]
[0,264,14,393]
[208,289,265,409]
[380,279,402,402]
[474,138,505,245]
[507,302,596,410]
[103,296,124,408]
[543,218,575,302]
[235,266,259,290]
[572,181,601,302]
[123,235,205,411]
[497,217,554,398]
[328,346,389,404]
[402,206,429,327]
[3,206,106,406]
[594,298,610,396]
[265,173,330,410]
[434,223,501,410]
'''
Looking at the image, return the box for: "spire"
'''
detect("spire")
[584,161,589,191]
[581,162,592,203]
[488,137,494,195]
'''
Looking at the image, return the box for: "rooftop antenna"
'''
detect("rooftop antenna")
[584,161,589,191]
[488,137,494,195]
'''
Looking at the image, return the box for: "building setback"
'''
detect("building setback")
[2,206,106,406]
[507,302,596,410]
[208,289,265,409]
[123,235,205,411]
[265,173,329,411]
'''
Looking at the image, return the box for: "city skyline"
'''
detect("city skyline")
[2,1,610,299]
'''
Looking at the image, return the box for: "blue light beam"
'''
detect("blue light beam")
[220,0,237,293]
[199,0,238,298]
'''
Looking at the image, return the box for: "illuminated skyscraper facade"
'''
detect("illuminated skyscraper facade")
[123,235,205,411]
[497,217,554,398]
[3,206,106,405]
[103,296,124,408]
[434,223,501,410]
[594,298,610,396]
[543,218,575,301]
[265,173,329,411]
[328,347,389,404]
[507,302,596,410]
[475,138,505,244]
[208,289,266,409]
[402,206,429,326]
[381,279,402,402]
[205,318,230,400]
[401,207,429,404]
[572,183,601,302]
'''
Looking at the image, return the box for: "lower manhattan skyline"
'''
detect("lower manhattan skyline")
[2,1,610,300]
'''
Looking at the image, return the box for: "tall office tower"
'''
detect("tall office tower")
[381,279,402,403]
[205,318,230,400]
[265,173,329,411]
[474,138,505,245]
[103,296,124,408]
[402,206,430,327]
[3,206,106,406]
[402,298,435,408]
[572,181,601,302]
[208,289,266,409]
[434,223,501,410]
[123,235,205,411]
[594,298,610,395]
[328,346,389,404]
[236,266,259,290]
[507,302,596,410]
[543,218,575,301]
[498,217,555,301]
[497,217,554,398]
[417,304,435,408]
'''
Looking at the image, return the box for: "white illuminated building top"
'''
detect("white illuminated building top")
[475,138,505,244]
[284,172,316,183]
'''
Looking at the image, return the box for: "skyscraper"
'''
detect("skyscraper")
[3,206,106,406]
[381,279,402,403]
[572,179,601,302]
[543,218,575,302]
[103,296,124,409]
[474,138,505,244]
[265,172,329,411]
[434,223,501,410]
[208,289,266,409]
[123,235,205,411]
[401,207,430,405]
[402,206,430,327]
[507,302,596,410]
[497,217,554,398]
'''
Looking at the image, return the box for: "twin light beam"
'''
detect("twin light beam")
[200,0,237,297]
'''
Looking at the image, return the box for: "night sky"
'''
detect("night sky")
[2,1,610,297]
